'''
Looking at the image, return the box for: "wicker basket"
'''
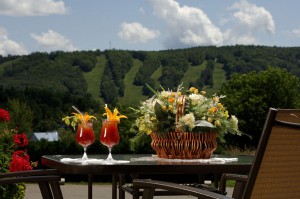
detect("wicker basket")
[150,131,217,159]
[150,95,217,159]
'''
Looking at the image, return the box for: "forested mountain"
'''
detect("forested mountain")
[1,45,300,106]
[1,45,300,136]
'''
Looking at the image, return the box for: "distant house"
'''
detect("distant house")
[30,131,59,142]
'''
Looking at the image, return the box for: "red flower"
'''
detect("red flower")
[0,108,10,122]
[13,133,29,147]
[11,150,30,161]
[9,150,33,172]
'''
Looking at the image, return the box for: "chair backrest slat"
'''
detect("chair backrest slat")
[243,108,300,199]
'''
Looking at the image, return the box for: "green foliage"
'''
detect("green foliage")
[8,99,33,134]
[219,67,300,147]
[101,50,133,104]
[0,183,25,199]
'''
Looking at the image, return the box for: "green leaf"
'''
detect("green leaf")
[154,102,167,121]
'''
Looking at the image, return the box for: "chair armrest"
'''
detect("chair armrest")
[219,174,248,199]
[0,169,60,178]
[133,179,232,199]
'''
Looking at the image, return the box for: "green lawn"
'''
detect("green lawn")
[83,56,226,105]
[203,63,226,95]
[83,55,106,102]
[120,59,147,105]
[181,62,206,89]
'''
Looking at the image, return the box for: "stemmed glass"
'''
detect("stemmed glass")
[75,122,95,161]
[100,120,120,161]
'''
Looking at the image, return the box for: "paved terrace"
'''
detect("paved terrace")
[25,183,233,199]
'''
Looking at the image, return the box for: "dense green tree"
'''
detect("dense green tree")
[8,99,33,134]
[219,67,300,147]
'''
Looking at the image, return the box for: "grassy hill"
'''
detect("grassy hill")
[83,57,227,105]
[181,62,206,89]
[204,63,226,95]
[83,54,106,102]
[2,45,300,107]
[120,59,148,105]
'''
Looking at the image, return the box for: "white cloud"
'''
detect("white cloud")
[291,28,300,37]
[0,27,28,56]
[224,0,275,45]
[0,0,67,16]
[118,22,160,43]
[31,30,78,52]
[147,0,223,48]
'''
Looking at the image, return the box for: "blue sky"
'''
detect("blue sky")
[1,0,300,56]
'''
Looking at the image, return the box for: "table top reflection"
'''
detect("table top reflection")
[42,154,253,175]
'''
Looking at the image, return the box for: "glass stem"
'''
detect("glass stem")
[82,147,88,160]
[107,147,113,161]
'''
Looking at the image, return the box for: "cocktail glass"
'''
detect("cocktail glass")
[100,120,119,161]
[76,122,95,160]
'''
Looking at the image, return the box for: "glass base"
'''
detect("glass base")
[105,147,115,162]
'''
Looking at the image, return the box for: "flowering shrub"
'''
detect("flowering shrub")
[130,85,241,149]
[0,108,36,198]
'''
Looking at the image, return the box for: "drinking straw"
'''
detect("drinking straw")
[72,105,85,137]
[104,104,108,137]
[105,104,109,121]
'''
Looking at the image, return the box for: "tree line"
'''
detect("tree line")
[0,45,300,156]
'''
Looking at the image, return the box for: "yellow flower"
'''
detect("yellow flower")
[215,120,221,126]
[189,87,198,94]
[207,117,213,123]
[62,112,96,130]
[213,96,219,102]
[104,106,127,123]
[217,103,223,109]
[200,91,206,95]
[224,110,229,119]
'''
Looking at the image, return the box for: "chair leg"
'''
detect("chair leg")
[142,188,155,199]
[50,181,64,199]
[38,181,53,199]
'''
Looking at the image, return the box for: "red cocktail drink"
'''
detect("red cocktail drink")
[100,120,119,148]
[76,122,95,160]
[100,120,119,161]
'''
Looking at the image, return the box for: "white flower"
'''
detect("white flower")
[231,115,238,128]
[179,113,195,129]
[161,91,172,98]
[188,94,205,105]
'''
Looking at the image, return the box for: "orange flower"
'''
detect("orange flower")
[104,106,127,123]
[208,107,217,113]
[168,97,175,103]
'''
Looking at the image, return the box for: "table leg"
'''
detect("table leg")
[112,174,117,199]
[118,174,125,199]
[214,173,221,188]
[88,174,93,199]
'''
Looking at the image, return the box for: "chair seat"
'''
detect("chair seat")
[122,182,225,198]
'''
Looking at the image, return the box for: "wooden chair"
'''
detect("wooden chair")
[132,108,300,199]
[0,169,64,199]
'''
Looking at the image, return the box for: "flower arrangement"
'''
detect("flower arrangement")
[0,108,37,198]
[130,84,241,149]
